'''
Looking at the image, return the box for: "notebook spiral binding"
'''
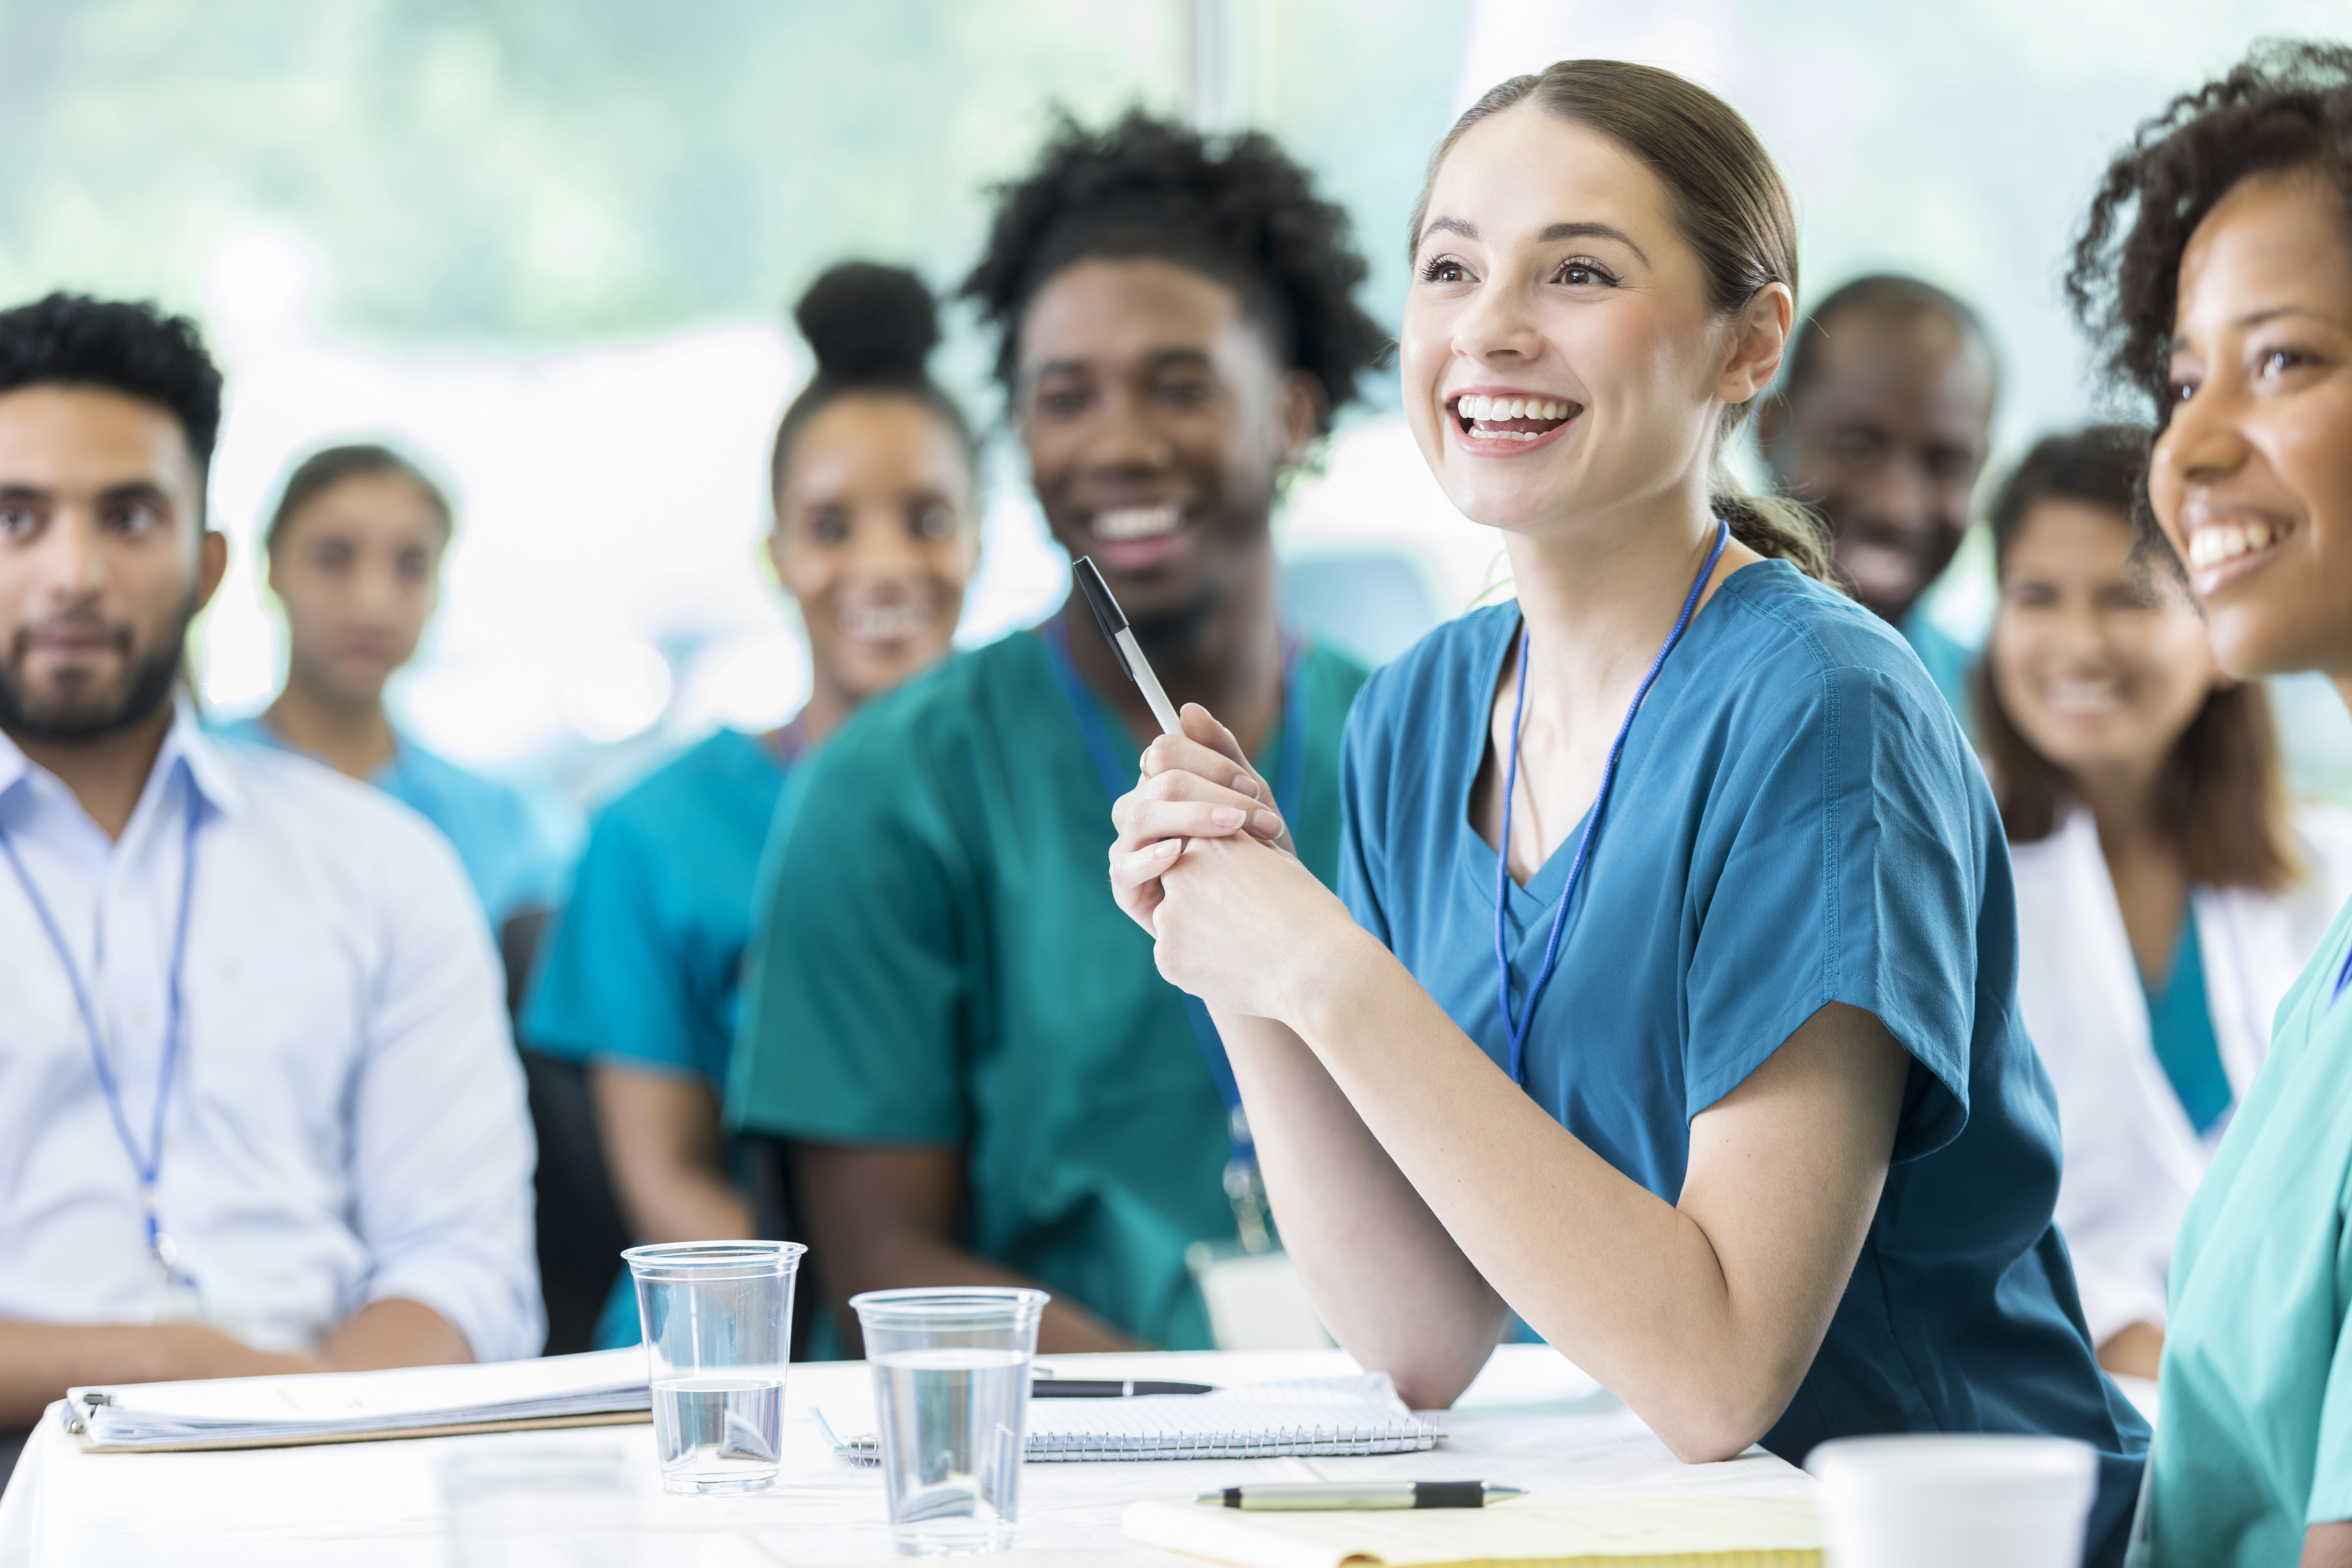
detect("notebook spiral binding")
[1027,1418,1437,1462]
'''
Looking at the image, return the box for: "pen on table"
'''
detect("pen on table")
[1074,556,1183,736]
[1030,1378,1218,1399]
[1197,1482,1526,1510]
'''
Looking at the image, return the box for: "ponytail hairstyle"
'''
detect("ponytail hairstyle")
[770,262,976,493]
[1412,61,1834,582]
[266,442,453,554]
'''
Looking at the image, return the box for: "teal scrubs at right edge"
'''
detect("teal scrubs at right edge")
[1340,563,2144,1566]
[2147,901,2352,1563]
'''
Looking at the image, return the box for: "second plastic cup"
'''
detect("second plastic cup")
[625,1240,806,1496]
[1806,1433,2098,1568]
[850,1287,1049,1555]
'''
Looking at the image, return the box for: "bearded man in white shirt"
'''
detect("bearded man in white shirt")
[0,295,541,1466]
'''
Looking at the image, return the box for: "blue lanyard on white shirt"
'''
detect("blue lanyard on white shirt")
[0,786,202,1287]
[1494,520,1727,1085]
[1040,607,1305,1156]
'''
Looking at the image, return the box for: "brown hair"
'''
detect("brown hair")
[1412,60,1833,581]
[266,442,452,554]
[1975,425,2298,891]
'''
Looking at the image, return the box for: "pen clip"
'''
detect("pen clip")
[1072,558,1136,682]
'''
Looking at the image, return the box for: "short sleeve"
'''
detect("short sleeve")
[728,729,974,1146]
[523,810,700,1074]
[1336,681,1394,950]
[1684,664,1977,1161]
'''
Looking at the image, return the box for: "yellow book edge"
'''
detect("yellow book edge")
[71,1408,651,1455]
[1121,1494,1823,1568]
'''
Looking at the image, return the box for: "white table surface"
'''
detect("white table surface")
[0,1345,1808,1568]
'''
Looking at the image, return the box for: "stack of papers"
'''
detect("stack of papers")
[818,1374,1440,1464]
[65,1347,650,1452]
[1122,1494,1824,1568]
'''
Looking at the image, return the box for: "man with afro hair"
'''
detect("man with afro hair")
[734,111,1384,1352]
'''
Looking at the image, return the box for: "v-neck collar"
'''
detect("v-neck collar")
[1456,565,1756,935]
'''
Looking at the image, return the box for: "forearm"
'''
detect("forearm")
[1282,932,1846,1458]
[590,1064,756,1245]
[835,1230,1141,1355]
[0,1320,321,1429]
[2305,1522,2352,1567]
[614,1163,755,1247]
[1212,1006,1508,1404]
[322,1297,472,1371]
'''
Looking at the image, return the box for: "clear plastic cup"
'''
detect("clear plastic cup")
[1806,1434,2098,1568]
[624,1240,805,1495]
[850,1288,1049,1555]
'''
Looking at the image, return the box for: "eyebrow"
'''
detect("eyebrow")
[1416,217,1651,266]
[1025,348,1217,381]
[2172,304,2334,349]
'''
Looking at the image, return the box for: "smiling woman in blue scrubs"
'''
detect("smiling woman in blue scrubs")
[1107,60,2144,1568]
[524,262,983,1348]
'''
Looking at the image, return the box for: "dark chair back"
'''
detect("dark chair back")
[520,1050,631,1356]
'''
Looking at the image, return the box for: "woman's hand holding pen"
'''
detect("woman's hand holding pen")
[1109,703,1369,1023]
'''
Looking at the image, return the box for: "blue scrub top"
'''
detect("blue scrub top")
[1339,563,2145,1567]
[214,714,575,931]
[523,726,792,1352]
[525,727,788,1084]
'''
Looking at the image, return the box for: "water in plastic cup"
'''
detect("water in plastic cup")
[851,1288,1048,1555]
[624,1240,805,1495]
[1806,1434,2098,1568]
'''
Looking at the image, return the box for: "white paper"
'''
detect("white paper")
[68,1346,649,1445]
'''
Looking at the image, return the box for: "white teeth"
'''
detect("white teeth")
[1093,502,1183,541]
[841,602,934,640]
[2046,680,2121,713]
[1455,395,1574,424]
[2188,520,2281,571]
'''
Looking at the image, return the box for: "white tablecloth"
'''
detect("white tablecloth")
[0,1345,1806,1567]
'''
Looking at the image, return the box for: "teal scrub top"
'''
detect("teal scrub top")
[2142,906,2230,1135]
[1340,566,2144,1567]
[523,727,792,1350]
[525,727,789,1084]
[1900,604,1978,739]
[214,714,574,930]
[2149,897,2352,1564]
[730,623,1369,1350]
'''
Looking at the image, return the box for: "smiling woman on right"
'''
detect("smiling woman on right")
[1107,58,2143,1565]
[2065,40,2352,1568]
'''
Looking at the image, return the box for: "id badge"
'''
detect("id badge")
[1185,1241,1333,1351]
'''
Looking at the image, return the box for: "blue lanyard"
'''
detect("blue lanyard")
[1040,607,1305,1134]
[0,785,202,1280]
[1494,520,1727,1085]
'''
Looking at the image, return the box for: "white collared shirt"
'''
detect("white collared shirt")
[0,705,542,1361]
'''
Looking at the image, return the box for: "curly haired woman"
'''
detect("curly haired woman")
[2066,39,2352,1568]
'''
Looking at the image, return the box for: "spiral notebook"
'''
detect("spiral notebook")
[816,1373,1440,1463]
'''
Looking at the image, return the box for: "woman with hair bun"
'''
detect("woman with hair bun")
[525,261,981,1350]
[1108,59,2142,1563]
[2064,40,2352,1566]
